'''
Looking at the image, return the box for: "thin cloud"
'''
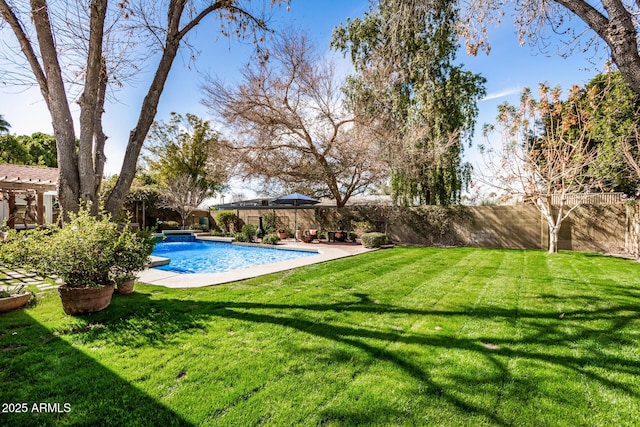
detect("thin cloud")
[481,87,522,102]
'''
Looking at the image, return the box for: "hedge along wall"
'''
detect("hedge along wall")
[218,204,628,253]
[318,204,627,253]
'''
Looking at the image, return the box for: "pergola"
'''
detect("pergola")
[0,164,58,229]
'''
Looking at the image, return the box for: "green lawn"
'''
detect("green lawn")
[1,247,639,426]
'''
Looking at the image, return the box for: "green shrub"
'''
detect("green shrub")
[241,224,257,242]
[360,232,390,248]
[0,226,54,269]
[262,233,280,245]
[189,223,210,232]
[157,220,179,231]
[262,212,278,233]
[111,228,156,283]
[0,209,155,288]
[216,211,238,233]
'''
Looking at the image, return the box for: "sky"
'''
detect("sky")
[0,1,607,199]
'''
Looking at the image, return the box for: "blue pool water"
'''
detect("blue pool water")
[152,235,316,274]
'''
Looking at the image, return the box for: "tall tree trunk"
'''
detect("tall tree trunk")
[548,225,559,253]
[30,0,80,216]
[3,0,262,219]
[92,57,109,216]
[77,0,108,207]
[105,0,225,217]
[603,1,640,94]
[104,37,181,217]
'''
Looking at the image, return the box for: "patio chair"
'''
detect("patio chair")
[308,224,318,239]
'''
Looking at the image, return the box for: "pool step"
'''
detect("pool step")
[149,256,170,267]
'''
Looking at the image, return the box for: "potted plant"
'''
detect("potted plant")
[0,284,31,313]
[112,228,155,295]
[46,210,123,314]
[0,209,155,315]
[277,228,289,240]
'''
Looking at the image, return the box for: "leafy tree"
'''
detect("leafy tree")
[0,115,10,133]
[0,132,57,167]
[141,113,228,195]
[515,71,640,196]
[202,30,388,207]
[0,134,30,165]
[572,71,640,195]
[332,0,486,206]
[0,1,287,218]
[460,0,640,95]
[482,84,599,253]
[99,174,162,223]
[21,133,58,167]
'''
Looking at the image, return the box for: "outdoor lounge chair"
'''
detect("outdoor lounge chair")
[308,224,318,239]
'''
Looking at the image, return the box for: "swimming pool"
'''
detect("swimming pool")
[152,236,316,274]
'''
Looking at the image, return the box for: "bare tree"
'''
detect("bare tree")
[459,0,640,95]
[481,84,598,253]
[157,174,210,229]
[201,30,388,207]
[0,1,286,218]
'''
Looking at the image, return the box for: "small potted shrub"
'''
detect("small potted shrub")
[0,284,31,313]
[112,228,155,295]
[277,228,289,240]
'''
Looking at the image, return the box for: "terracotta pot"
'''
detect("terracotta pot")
[300,234,314,243]
[58,284,114,315]
[0,293,31,313]
[116,279,135,295]
[277,232,288,240]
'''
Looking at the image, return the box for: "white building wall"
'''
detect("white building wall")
[0,193,56,227]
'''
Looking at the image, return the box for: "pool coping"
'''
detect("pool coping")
[138,240,373,288]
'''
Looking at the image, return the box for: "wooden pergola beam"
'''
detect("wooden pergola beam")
[0,182,57,192]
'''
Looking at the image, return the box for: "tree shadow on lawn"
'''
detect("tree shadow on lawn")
[0,309,193,427]
[66,289,640,426]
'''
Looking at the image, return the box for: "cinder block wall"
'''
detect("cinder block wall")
[555,204,626,253]
[458,206,545,249]
[218,204,627,253]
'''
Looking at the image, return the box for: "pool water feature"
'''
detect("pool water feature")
[152,235,317,274]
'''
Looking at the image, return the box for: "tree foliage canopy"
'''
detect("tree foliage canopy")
[0,132,57,167]
[0,115,10,133]
[573,71,640,195]
[332,0,486,206]
[141,112,228,195]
